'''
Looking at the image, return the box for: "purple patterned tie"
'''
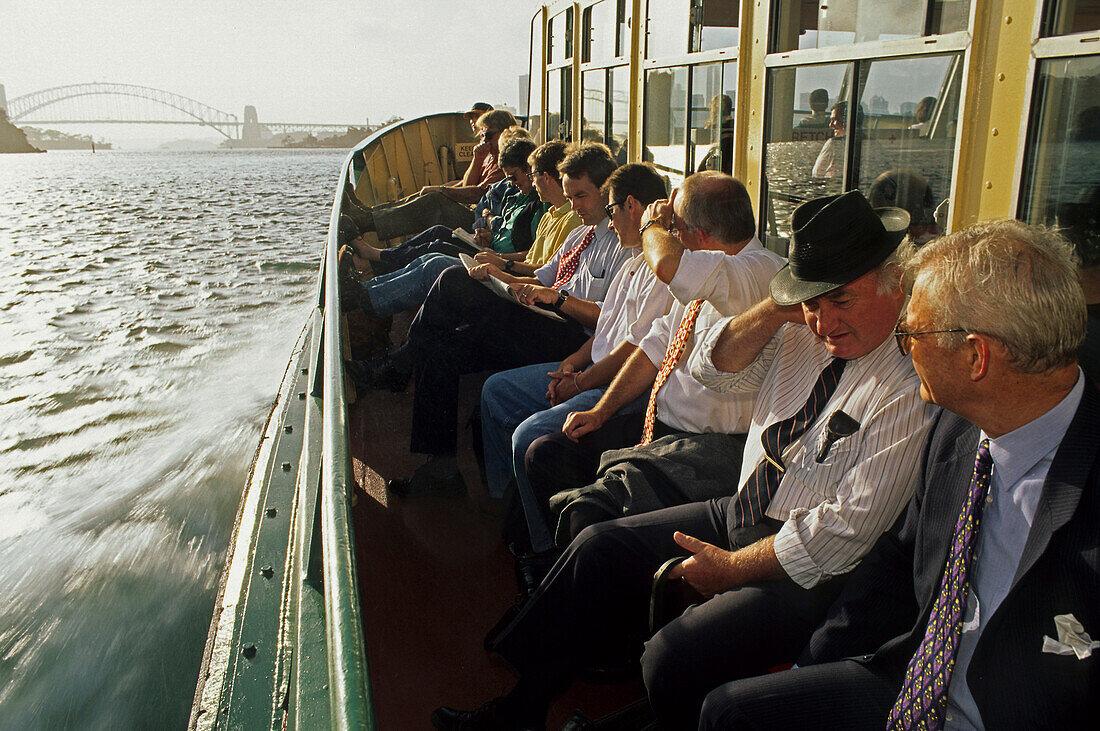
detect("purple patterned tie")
[886,438,993,730]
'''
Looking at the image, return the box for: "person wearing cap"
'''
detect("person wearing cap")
[431,191,939,731]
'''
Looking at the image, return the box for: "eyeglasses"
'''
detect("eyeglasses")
[604,200,626,218]
[893,324,967,356]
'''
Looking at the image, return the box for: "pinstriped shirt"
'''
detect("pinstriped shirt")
[691,324,938,588]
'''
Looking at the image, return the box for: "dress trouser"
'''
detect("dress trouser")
[697,660,899,731]
[373,191,475,241]
[521,413,677,550]
[374,225,466,275]
[492,499,844,730]
[398,266,588,456]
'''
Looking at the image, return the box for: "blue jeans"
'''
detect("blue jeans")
[480,362,646,550]
[375,225,465,275]
[361,253,457,317]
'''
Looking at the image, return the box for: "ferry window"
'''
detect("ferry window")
[771,0,971,52]
[693,0,741,52]
[1019,56,1100,271]
[1043,0,1100,35]
[527,14,544,140]
[582,69,608,146]
[852,54,962,244]
[609,66,631,163]
[584,1,616,63]
[616,0,631,57]
[689,63,735,173]
[646,0,692,58]
[547,68,573,140]
[762,63,849,251]
[644,66,690,187]
[550,8,574,63]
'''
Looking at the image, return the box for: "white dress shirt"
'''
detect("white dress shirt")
[631,238,786,434]
[691,325,938,588]
[534,218,630,307]
[590,251,673,363]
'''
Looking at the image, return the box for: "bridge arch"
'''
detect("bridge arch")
[6,83,240,138]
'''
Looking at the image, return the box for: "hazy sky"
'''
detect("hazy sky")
[2,0,535,142]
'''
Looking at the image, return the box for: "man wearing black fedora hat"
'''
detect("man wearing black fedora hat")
[431,191,940,731]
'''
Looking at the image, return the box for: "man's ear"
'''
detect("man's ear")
[967,333,992,381]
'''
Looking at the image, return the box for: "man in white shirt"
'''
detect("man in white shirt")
[520,173,784,554]
[699,219,1097,731]
[432,191,938,731]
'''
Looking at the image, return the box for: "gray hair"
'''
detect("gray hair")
[679,171,756,243]
[875,238,915,295]
[909,218,1085,373]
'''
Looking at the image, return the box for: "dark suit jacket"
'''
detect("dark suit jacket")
[801,381,1100,729]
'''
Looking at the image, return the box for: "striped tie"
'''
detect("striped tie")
[886,439,993,731]
[728,356,847,528]
[552,226,596,289]
[639,299,704,446]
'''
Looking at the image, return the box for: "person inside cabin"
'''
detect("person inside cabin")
[347,143,631,498]
[909,95,937,131]
[867,168,941,245]
[698,219,1097,731]
[339,138,547,319]
[341,126,533,277]
[339,108,516,245]
[797,88,831,129]
[812,101,852,179]
[696,94,734,174]
[505,173,784,579]
[431,191,939,731]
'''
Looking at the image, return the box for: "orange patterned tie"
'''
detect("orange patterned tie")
[552,226,596,289]
[639,299,704,446]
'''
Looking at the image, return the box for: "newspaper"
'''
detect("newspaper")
[458,253,565,322]
[452,228,489,253]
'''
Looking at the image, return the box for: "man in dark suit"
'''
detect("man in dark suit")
[700,218,1098,730]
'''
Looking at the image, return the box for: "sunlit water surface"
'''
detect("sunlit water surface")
[0,148,343,728]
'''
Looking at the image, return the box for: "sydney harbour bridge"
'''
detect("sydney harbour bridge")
[2,83,369,141]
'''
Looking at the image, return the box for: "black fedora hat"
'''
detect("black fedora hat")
[769,190,909,305]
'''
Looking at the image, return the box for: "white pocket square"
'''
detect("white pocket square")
[1042,614,1100,660]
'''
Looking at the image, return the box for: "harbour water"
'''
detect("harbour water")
[0,148,344,728]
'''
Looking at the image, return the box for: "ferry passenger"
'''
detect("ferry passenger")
[343,126,534,276]
[812,101,850,179]
[516,173,785,560]
[341,139,546,319]
[349,143,630,498]
[432,191,938,731]
[341,109,515,244]
[477,162,671,512]
[698,219,1097,731]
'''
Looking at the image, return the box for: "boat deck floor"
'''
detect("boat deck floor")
[346,313,643,729]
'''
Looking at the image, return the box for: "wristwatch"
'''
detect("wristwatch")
[639,220,664,236]
[504,260,515,272]
[553,290,570,312]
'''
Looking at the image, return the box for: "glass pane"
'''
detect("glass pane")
[609,66,631,163]
[689,63,731,172]
[695,0,741,52]
[551,9,573,62]
[647,0,692,58]
[644,66,690,188]
[585,0,616,62]
[566,7,575,59]
[616,0,631,56]
[1020,56,1100,273]
[526,15,544,139]
[1044,0,1100,35]
[582,70,608,146]
[547,69,564,140]
[771,0,970,52]
[853,54,962,244]
[762,63,849,251]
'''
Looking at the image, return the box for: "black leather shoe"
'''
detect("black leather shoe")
[387,470,467,498]
[431,697,545,730]
[345,357,408,393]
[515,549,559,599]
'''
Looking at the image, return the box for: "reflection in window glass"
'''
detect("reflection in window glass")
[547,69,569,140]
[526,16,544,139]
[583,70,608,146]
[585,0,616,63]
[1020,56,1100,276]
[616,0,631,56]
[647,0,691,58]
[694,0,741,52]
[609,66,631,163]
[644,66,690,188]
[551,9,573,63]
[1044,0,1100,35]
[853,54,961,244]
[689,64,731,172]
[762,64,848,251]
[772,0,971,52]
